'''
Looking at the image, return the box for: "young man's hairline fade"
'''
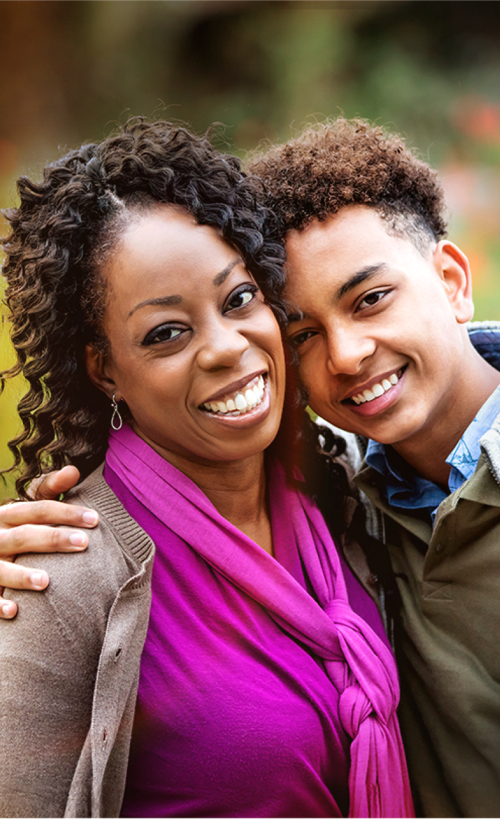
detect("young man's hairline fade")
[246,117,448,258]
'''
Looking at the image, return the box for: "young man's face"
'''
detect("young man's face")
[284,205,474,448]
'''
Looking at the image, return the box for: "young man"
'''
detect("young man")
[249,119,500,818]
[1,119,500,816]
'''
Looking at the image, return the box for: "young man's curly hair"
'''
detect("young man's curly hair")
[247,117,448,254]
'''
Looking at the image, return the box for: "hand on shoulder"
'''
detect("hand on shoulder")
[0,466,98,618]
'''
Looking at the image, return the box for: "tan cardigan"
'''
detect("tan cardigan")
[0,467,155,818]
[0,463,380,818]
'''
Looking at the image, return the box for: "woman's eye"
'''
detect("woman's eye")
[225,285,258,313]
[143,325,185,346]
[290,329,317,348]
[357,290,388,311]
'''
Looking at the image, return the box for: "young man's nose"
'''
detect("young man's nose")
[325,325,376,376]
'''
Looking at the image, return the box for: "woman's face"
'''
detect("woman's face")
[88,205,286,471]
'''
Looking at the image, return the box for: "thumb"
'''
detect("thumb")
[29,466,81,500]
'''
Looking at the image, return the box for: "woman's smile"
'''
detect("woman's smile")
[87,205,286,473]
[201,373,266,414]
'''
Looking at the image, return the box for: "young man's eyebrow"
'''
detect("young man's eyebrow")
[286,263,389,324]
[213,258,242,287]
[128,295,182,319]
[337,264,388,300]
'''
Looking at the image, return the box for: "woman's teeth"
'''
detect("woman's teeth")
[351,371,400,405]
[203,375,265,415]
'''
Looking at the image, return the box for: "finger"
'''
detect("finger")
[29,465,81,500]
[0,560,50,619]
[0,559,49,591]
[0,597,18,619]
[0,523,90,557]
[0,499,98,529]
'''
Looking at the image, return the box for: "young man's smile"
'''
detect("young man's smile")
[342,365,407,415]
[284,205,482,464]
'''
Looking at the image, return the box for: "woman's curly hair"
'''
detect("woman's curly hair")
[1,116,351,529]
[247,117,448,252]
[1,117,293,496]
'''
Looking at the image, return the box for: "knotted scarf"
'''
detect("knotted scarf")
[107,425,414,818]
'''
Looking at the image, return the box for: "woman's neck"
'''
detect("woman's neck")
[141,438,274,555]
[183,454,274,556]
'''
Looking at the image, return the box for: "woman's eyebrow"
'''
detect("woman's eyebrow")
[213,258,242,287]
[128,258,243,318]
[128,295,182,319]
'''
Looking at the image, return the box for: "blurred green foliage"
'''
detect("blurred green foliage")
[2,0,500,498]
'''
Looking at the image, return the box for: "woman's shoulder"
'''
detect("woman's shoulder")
[66,464,154,568]
[8,465,154,634]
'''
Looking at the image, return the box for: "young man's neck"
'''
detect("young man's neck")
[392,349,500,487]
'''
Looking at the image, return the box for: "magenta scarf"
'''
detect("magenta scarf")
[106,426,414,818]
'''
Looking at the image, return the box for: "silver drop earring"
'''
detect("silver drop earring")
[111,394,123,431]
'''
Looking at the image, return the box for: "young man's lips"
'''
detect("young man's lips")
[343,365,407,416]
[342,366,407,405]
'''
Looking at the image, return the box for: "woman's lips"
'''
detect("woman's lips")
[200,374,266,416]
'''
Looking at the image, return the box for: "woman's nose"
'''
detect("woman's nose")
[196,319,250,371]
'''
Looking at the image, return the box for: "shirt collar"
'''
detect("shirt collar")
[446,382,500,491]
[365,382,500,518]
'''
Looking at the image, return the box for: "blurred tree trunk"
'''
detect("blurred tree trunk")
[1,2,84,168]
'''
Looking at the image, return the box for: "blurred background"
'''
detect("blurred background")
[2,0,500,496]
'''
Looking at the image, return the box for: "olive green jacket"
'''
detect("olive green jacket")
[355,411,500,818]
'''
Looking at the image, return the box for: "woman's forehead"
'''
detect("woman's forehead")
[102,208,245,313]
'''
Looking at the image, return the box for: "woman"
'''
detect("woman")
[0,118,413,818]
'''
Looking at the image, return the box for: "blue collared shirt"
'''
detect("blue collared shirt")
[365,383,500,523]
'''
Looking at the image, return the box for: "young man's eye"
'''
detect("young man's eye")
[143,325,185,346]
[224,284,259,313]
[357,290,389,311]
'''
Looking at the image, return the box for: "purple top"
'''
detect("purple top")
[106,466,387,818]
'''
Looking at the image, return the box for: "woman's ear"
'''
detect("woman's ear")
[433,240,474,324]
[85,344,119,401]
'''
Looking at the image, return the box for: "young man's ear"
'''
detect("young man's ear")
[433,240,474,324]
[85,344,118,401]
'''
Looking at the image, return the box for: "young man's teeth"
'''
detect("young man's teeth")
[203,375,265,415]
[352,371,401,404]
